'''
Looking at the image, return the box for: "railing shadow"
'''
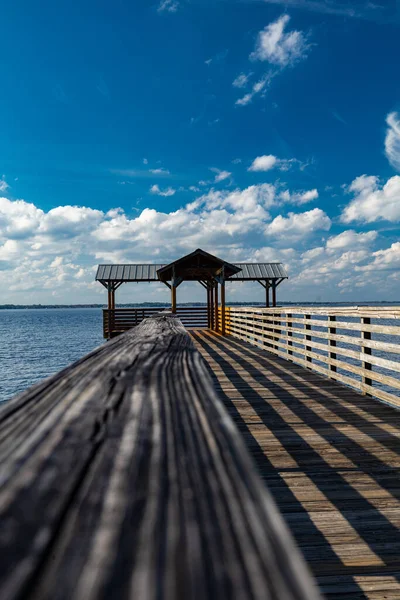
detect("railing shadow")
[192,330,400,596]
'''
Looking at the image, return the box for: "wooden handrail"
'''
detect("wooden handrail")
[225,306,400,408]
[0,314,320,600]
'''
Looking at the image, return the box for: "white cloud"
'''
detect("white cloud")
[236,93,253,107]
[326,230,377,251]
[248,154,303,172]
[149,184,176,197]
[265,208,331,237]
[248,155,278,171]
[279,188,319,204]
[210,168,232,183]
[157,0,179,13]
[143,158,148,165]
[341,174,400,223]
[358,242,400,271]
[385,112,400,171]
[236,75,271,106]
[250,14,309,66]
[0,183,398,303]
[233,73,251,88]
[0,178,9,193]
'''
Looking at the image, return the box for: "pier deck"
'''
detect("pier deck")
[191,330,400,600]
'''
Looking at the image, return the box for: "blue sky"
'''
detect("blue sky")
[0,0,399,303]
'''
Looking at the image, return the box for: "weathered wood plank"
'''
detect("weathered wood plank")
[190,329,400,600]
[0,315,320,600]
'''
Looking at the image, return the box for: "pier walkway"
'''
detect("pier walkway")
[191,329,400,600]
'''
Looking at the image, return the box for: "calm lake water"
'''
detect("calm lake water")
[0,309,104,402]
[0,305,399,404]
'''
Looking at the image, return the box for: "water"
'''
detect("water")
[0,309,104,402]
[0,305,399,404]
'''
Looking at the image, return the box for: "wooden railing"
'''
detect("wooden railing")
[225,306,400,408]
[0,314,320,600]
[103,306,208,337]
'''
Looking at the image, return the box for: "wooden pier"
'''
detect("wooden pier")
[191,328,400,599]
[1,247,399,599]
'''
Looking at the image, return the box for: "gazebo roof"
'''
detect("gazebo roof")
[96,256,288,284]
[157,248,241,282]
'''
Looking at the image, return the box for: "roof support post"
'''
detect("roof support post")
[220,267,226,336]
[107,283,114,310]
[170,267,183,314]
[272,282,277,308]
[257,280,270,308]
[210,284,215,330]
[207,283,212,329]
[220,280,226,335]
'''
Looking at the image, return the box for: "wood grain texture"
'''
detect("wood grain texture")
[0,315,320,600]
[190,330,400,600]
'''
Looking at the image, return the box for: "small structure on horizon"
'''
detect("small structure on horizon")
[95,248,288,335]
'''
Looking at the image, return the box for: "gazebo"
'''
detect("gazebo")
[95,248,288,335]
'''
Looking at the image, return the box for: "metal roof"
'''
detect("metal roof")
[96,262,288,282]
[157,248,241,281]
[229,263,288,280]
[96,264,166,282]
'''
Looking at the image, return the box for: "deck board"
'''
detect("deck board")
[190,330,400,599]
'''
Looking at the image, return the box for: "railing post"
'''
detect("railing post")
[361,316,372,395]
[287,313,293,360]
[305,315,312,366]
[273,311,280,352]
[328,315,337,379]
[214,284,219,333]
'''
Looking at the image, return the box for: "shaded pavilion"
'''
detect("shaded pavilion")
[95,248,288,334]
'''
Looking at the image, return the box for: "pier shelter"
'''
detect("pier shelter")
[95,248,288,337]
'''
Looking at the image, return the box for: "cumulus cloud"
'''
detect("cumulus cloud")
[279,188,318,205]
[250,14,309,66]
[359,242,400,271]
[265,208,331,238]
[157,0,179,12]
[326,229,377,250]
[0,178,9,193]
[248,154,305,172]
[0,183,398,302]
[248,155,278,171]
[341,174,400,223]
[149,184,176,197]
[385,112,400,171]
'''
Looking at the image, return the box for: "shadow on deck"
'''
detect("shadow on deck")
[191,329,400,600]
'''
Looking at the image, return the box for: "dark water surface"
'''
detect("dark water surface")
[0,309,104,402]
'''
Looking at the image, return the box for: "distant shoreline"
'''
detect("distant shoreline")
[0,301,398,310]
